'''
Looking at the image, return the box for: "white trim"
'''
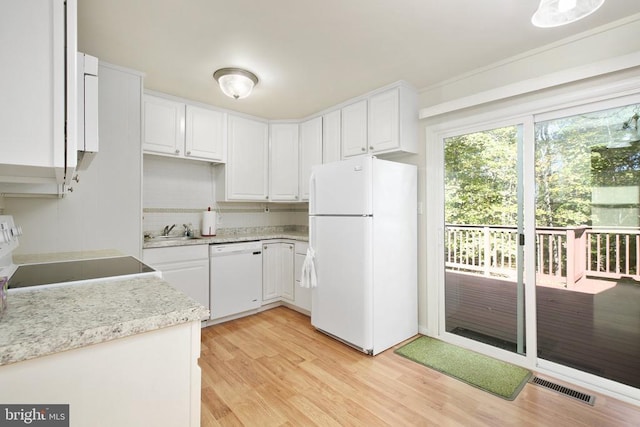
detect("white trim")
[424,125,443,337]
[537,359,640,406]
[522,116,538,370]
[419,52,640,119]
[418,14,640,96]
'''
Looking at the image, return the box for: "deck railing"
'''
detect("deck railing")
[445,224,640,286]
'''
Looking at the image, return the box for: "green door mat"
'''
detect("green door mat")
[395,336,531,400]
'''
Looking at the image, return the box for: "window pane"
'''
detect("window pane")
[444,125,525,354]
[535,103,640,388]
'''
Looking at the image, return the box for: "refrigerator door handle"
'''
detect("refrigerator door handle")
[309,171,316,214]
[309,216,315,251]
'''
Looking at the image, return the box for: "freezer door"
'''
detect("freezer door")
[309,156,372,215]
[310,216,373,351]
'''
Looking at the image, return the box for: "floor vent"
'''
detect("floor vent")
[530,376,595,406]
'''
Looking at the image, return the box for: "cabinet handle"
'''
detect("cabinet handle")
[72,174,80,183]
[369,146,374,150]
[265,196,269,199]
[175,149,180,154]
[186,151,191,155]
[361,147,366,152]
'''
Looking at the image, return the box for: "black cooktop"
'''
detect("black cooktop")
[8,256,155,289]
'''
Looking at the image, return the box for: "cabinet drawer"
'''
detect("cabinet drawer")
[143,245,208,264]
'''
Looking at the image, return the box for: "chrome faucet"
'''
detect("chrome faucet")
[182,223,193,237]
[162,224,176,236]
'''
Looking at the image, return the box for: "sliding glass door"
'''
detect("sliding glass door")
[436,87,640,397]
[443,124,526,355]
[535,101,640,389]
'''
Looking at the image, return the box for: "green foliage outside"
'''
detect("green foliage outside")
[444,104,640,229]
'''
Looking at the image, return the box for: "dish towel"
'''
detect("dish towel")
[300,247,318,288]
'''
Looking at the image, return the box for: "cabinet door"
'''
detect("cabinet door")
[227,115,269,200]
[263,243,295,303]
[143,95,185,155]
[281,243,295,302]
[269,123,299,201]
[143,246,209,320]
[341,100,368,158]
[262,243,281,302]
[159,260,210,319]
[368,88,399,153]
[0,0,70,183]
[322,110,341,164]
[299,117,323,201]
[294,241,311,311]
[185,105,226,162]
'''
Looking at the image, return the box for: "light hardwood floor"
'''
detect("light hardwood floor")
[200,307,640,426]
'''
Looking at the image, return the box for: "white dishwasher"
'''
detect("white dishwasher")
[210,241,263,320]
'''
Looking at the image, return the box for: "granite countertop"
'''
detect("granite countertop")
[143,229,309,249]
[0,276,209,366]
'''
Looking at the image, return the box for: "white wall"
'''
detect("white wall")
[419,16,640,110]
[142,155,307,236]
[5,63,143,257]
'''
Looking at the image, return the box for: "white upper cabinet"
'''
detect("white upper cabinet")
[299,117,323,201]
[269,123,299,202]
[369,88,400,152]
[217,115,269,201]
[185,105,226,161]
[144,95,185,155]
[341,100,368,158]
[341,83,418,159]
[368,85,417,155]
[322,110,341,164]
[144,94,226,163]
[0,0,77,190]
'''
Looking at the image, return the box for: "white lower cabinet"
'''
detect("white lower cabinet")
[143,245,209,320]
[0,321,202,427]
[262,242,295,304]
[294,241,311,312]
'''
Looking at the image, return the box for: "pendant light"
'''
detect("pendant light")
[213,68,259,100]
[532,0,605,28]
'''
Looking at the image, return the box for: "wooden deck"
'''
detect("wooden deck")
[446,271,640,389]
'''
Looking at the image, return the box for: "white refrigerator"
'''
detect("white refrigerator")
[308,155,417,355]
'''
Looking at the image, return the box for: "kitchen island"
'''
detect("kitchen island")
[0,275,208,427]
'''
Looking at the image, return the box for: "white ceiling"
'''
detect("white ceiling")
[78,0,640,120]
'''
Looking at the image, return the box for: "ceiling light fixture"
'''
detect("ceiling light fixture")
[213,67,259,100]
[531,0,605,28]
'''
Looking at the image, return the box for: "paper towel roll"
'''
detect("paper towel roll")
[201,210,217,236]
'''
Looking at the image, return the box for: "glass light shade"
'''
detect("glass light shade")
[213,68,258,100]
[532,0,605,28]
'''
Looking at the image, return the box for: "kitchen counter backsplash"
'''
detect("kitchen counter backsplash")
[143,225,309,249]
[144,225,307,239]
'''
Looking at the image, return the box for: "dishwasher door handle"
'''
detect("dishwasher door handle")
[252,251,261,255]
